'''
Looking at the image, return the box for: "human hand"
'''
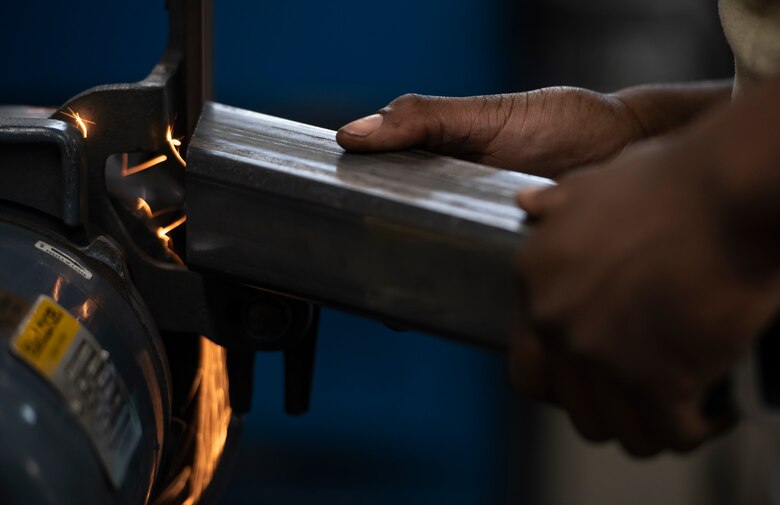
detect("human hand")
[336,88,645,179]
[511,137,780,456]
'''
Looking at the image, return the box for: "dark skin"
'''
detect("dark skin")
[337,78,780,456]
[336,82,733,176]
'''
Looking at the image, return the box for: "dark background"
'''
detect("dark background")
[0,1,733,504]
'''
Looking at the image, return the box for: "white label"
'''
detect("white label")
[35,241,93,280]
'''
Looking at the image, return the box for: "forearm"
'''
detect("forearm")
[683,74,780,272]
[612,79,734,139]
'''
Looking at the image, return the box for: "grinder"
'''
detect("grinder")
[0,214,169,504]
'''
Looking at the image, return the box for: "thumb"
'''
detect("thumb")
[336,93,516,156]
[516,185,565,218]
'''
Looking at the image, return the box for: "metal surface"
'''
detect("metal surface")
[183,0,213,141]
[0,118,86,226]
[187,102,552,347]
[45,0,220,339]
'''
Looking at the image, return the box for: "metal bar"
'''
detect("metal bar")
[186,102,551,347]
[184,0,213,142]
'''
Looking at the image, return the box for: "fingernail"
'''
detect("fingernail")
[341,113,383,137]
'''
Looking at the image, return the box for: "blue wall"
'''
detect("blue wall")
[0,2,168,107]
[214,0,517,125]
[1,1,529,503]
[230,312,513,505]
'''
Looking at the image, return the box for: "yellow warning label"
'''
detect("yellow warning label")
[13,297,80,376]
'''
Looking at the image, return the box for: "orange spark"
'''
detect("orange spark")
[61,107,95,138]
[156,466,192,503]
[77,300,94,321]
[157,215,186,244]
[153,338,231,505]
[123,154,168,176]
[136,198,154,219]
[136,197,178,220]
[156,215,187,264]
[51,277,64,302]
[183,338,232,505]
[166,124,187,167]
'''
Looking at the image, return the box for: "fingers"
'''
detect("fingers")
[509,323,555,402]
[338,113,384,139]
[515,159,605,217]
[516,185,568,220]
[552,358,614,443]
[336,93,518,157]
[546,355,665,456]
[652,394,737,453]
[510,333,733,455]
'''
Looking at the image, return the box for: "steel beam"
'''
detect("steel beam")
[186,102,551,347]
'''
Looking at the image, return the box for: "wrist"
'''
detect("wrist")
[693,77,780,259]
[611,80,733,140]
